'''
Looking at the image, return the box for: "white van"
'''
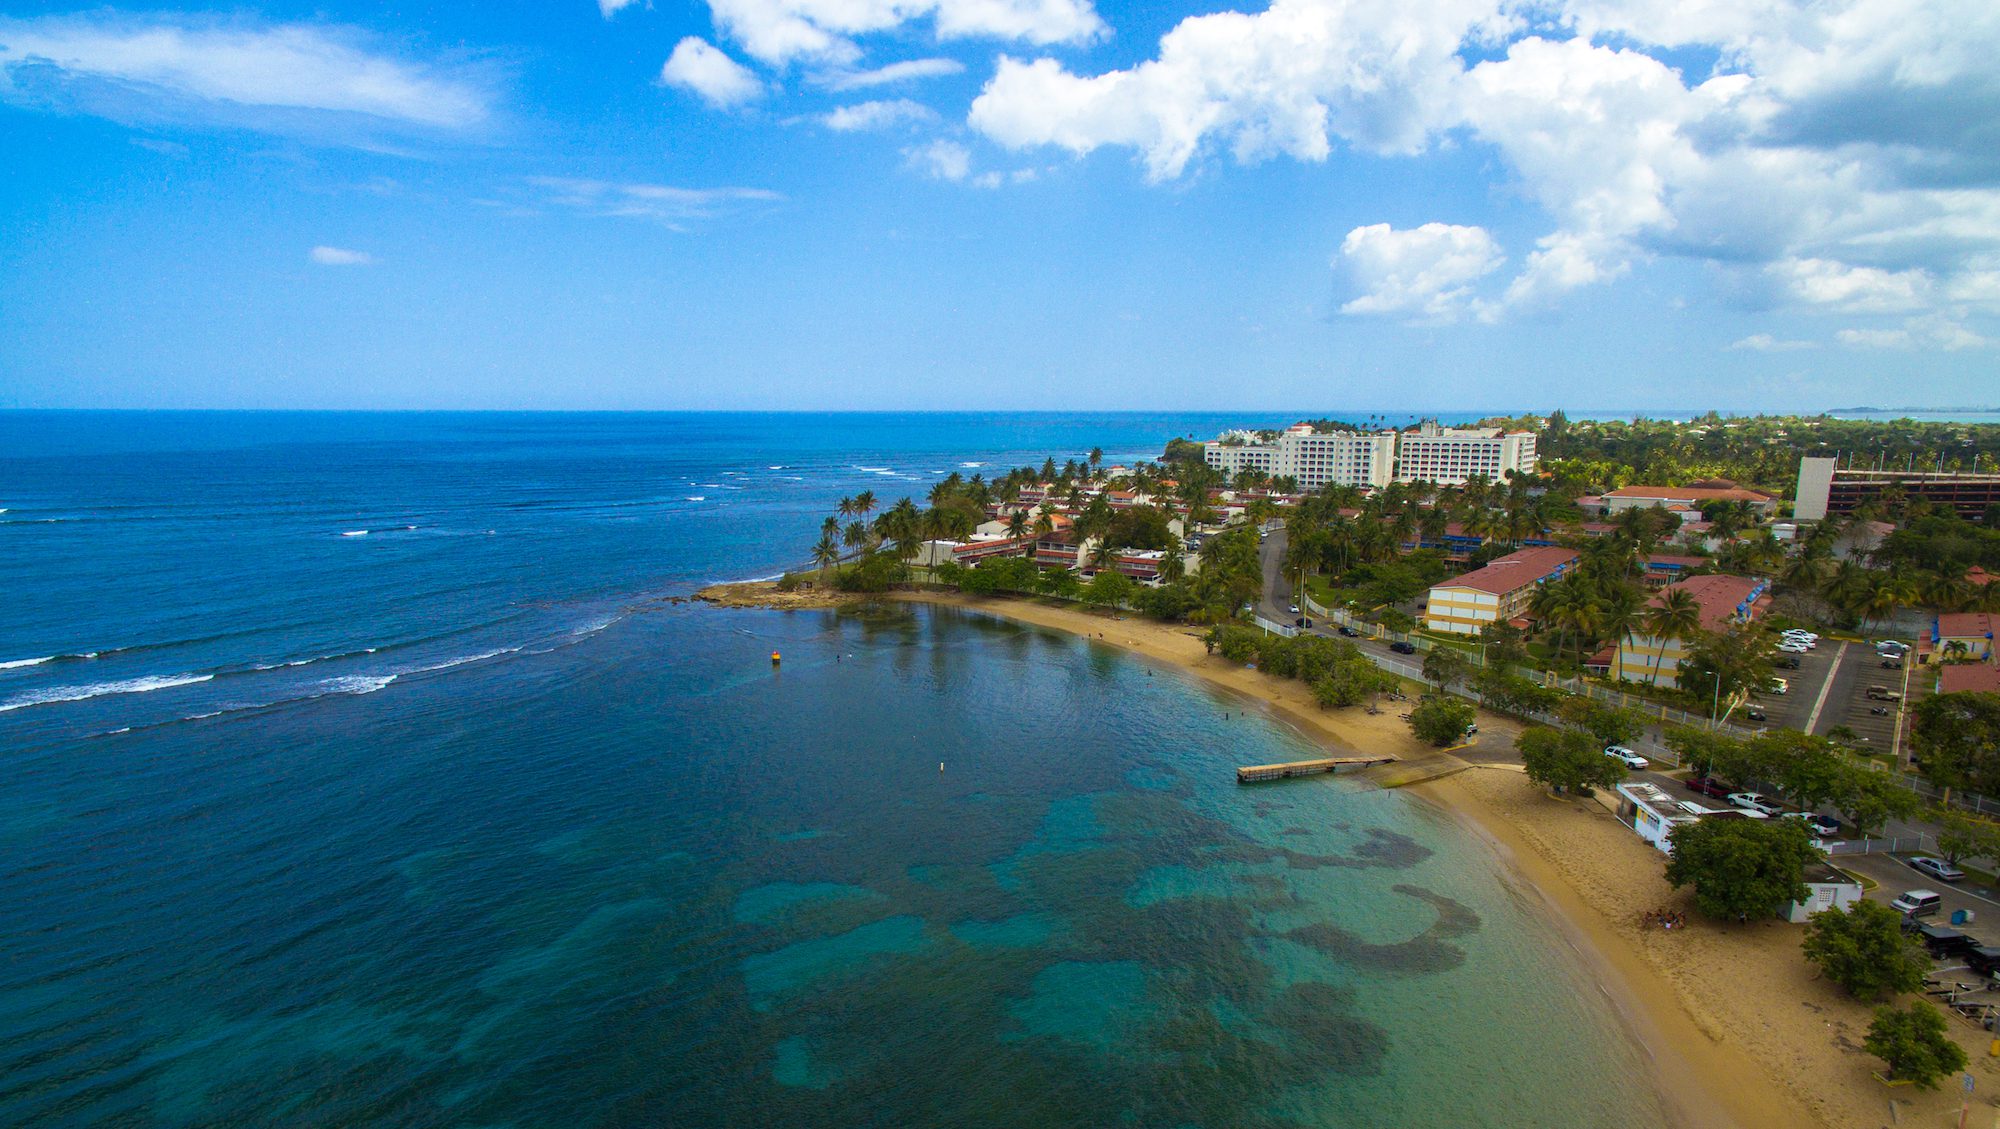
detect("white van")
[1891,889,1943,918]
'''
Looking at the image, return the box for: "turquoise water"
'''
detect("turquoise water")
[0,414,1668,1126]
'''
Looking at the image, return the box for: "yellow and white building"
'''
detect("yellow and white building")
[1423,547,1577,635]
[1611,575,1771,685]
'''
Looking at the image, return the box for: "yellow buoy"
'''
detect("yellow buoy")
[770,651,781,665]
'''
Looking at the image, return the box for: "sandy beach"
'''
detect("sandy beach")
[699,583,2000,1128]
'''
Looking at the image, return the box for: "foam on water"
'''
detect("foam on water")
[0,672,214,713]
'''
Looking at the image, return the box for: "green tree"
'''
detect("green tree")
[1802,899,1931,1000]
[1519,725,1626,794]
[1422,646,1472,694]
[1408,698,1476,747]
[1864,1002,1968,1089]
[1911,691,2000,797]
[1664,818,1819,921]
[1082,569,1134,610]
[1933,807,2000,867]
[1557,698,1647,748]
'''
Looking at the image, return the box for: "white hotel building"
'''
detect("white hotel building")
[1394,422,1537,486]
[1203,425,1395,490]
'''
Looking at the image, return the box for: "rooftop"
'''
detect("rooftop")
[1939,612,1997,639]
[1432,546,1578,596]
[1651,574,1770,632]
[1605,484,1775,503]
[1940,664,2000,695]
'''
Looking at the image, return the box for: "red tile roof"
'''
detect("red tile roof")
[1651,574,1769,632]
[1940,664,2000,695]
[1432,547,1578,595]
[1606,485,1774,503]
[1939,613,1997,640]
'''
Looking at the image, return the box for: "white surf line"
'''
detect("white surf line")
[1803,641,1848,734]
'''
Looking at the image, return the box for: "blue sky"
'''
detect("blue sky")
[2,0,1996,412]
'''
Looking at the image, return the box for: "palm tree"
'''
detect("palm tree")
[852,490,877,520]
[1006,511,1030,544]
[821,515,841,540]
[844,521,871,552]
[1641,587,1703,686]
[812,533,840,578]
[1089,447,1104,477]
[837,496,856,518]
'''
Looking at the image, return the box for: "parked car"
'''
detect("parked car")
[1781,811,1842,837]
[1745,707,1767,721]
[1866,686,1902,702]
[1876,640,1911,656]
[1778,657,1802,670]
[1881,658,1904,669]
[1910,856,1967,883]
[1765,678,1789,695]
[1891,888,1943,917]
[1783,629,1820,642]
[1605,746,1649,769]
[1390,641,1417,654]
[1288,604,1300,614]
[1911,922,1977,958]
[1685,776,1734,799]
[1778,641,1809,654]
[1967,946,2000,978]
[1727,791,1784,816]
[1336,626,1359,638]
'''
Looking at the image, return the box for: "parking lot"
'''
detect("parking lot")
[1739,636,1842,731]
[1814,640,1916,755]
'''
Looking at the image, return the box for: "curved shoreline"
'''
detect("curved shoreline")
[698,582,1992,1128]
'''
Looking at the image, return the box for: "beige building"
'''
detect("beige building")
[1423,547,1578,635]
[1394,421,1538,486]
[1611,575,1771,685]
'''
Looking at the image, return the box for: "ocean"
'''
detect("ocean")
[0,412,1667,1127]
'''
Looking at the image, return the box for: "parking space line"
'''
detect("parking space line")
[1804,641,1847,733]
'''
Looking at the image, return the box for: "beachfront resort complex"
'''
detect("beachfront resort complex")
[1203,420,1537,490]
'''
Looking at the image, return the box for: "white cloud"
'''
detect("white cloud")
[660,37,762,109]
[818,57,964,91]
[310,245,374,266]
[1769,258,1931,314]
[1728,333,1816,352]
[0,14,491,131]
[904,139,972,181]
[599,0,643,17]
[822,98,934,131]
[703,0,1103,66]
[962,0,2000,330]
[1838,314,1992,351]
[1338,222,1503,322]
[528,177,781,228]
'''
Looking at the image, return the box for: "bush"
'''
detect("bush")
[1865,1001,1967,1088]
[1802,899,1931,1000]
[1408,698,1476,747]
[775,572,804,592]
[834,551,906,593]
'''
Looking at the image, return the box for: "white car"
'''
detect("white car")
[1777,641,1808,654]
[1876,640,1910,656]
[1766,677,1788,695]
[1783,629,1819,642]
[1605,746,1650,769]
[1728,791,1785,816]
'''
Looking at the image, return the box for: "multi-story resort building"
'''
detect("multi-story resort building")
[1393,421,1538,486]
[1202,425,1396,490]
[1794,455,2000,522]
[1610,575,1771,686]
[1422,546,1578,635]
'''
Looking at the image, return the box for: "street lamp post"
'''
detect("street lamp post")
[1707,670,1722,730]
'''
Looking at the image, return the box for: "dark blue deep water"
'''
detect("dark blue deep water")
[0,412,1665,1127]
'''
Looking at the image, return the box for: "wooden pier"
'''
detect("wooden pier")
[1236,756,1395,784]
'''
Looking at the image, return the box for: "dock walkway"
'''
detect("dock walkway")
[1236,756,1395,784]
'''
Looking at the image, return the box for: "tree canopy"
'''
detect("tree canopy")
[1664,817,1819,921]
[1864,1002,1968,1089]
[1518,725,1626,794]
[1802,899,1931,1000]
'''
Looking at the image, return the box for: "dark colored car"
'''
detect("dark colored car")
[1779,657,1802,669]
[1337,626,1360,637]
[1969,946,2000,978]
[1685,776,1733,799]
[1389,641,1417,654]
[1910,922,1977,959]
[1745,707,1767,721]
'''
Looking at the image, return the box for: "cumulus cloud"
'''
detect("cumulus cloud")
[904,138,972,181]
[660,37,762,108]
[0,14,491,133]
[1338,222,1503,322]
[1838,314,1992,351]
[818,57,964,91]
[310,245,374,266]
[822,99,935,131]
[599,0,643,17]
[704,0,1102,66]
[528,176,781,228]
[962,0,2000,338]
[1728,333,1817,352]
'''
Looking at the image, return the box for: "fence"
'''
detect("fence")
[1251,614,1297,638]
[1825,835,1935,857]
